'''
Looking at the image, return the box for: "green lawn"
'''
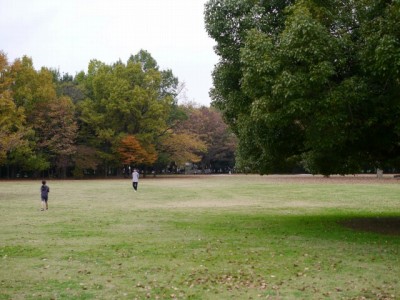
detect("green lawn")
[0,175,399,299]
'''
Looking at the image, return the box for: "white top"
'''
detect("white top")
[132,171,139,182]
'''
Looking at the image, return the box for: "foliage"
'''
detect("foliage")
[176,105,237,170]
[72,145,101,178]
[0,48,237,177]
[76,53,177,173]
[33,96,78,176]
[0,52,31,166]
[6,55,78,177]
[159,132,207,166]
[117,135,157,166]
[205,0,400,175]
[0,90,28,164]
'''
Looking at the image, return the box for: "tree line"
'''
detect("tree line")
[0,50,236,178]
[205,0,400,176]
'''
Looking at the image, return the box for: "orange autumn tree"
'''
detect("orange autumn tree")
[117,135,157,166]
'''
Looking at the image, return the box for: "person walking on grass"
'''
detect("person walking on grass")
[132,169,139,192]
[40,180,50,211]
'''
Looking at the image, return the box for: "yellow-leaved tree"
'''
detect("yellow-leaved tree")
[159,133,207,166]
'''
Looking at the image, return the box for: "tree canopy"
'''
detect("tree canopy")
[0,50,236,178]
[205,0,400,175]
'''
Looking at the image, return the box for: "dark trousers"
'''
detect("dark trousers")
[132,182,138,191]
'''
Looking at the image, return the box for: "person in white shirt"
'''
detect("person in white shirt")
[132,169,139,192]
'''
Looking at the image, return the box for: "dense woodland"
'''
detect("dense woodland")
[0,50,236,178]
[205,0,400,175]
[3,0,400,178]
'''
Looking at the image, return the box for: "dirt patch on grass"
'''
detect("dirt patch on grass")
[150,174,400,185]
[245,174,400,185]
[340,217,400,236]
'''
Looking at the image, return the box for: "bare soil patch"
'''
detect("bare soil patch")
[245,174,400,184]
[151,174,400,185]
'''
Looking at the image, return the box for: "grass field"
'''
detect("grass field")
[0,175,399,299]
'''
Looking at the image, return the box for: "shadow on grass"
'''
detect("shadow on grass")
[339,216,400,236]
[187,212,400,243]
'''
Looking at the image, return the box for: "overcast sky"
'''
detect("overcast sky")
[0,0,218,106]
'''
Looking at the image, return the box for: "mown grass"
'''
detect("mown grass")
[0,175,399,299]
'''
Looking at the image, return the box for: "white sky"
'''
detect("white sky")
[0,0,218,106]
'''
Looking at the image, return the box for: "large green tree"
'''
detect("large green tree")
[76,50,180,175]
[205,0,400,175]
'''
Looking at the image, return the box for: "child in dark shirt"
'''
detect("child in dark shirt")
[40,180,50,211]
